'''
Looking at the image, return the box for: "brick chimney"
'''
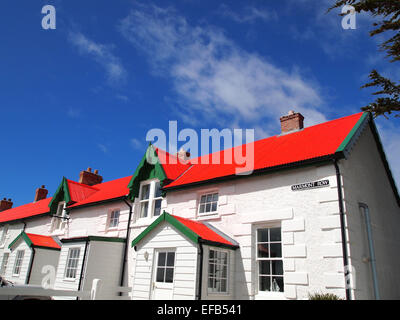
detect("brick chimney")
[280,110,304,134]
[79,168,103,186]
[177,148,190,164]
[34,185,48,202]
[0,198,13,212]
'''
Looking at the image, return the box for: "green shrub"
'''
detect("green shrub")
[308,292,343,300]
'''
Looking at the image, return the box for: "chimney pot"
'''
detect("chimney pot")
[34,185,48,202]
[280,111,304,134]
[79,168,103,186]
[0,198,13,212]
[177,148,190,164]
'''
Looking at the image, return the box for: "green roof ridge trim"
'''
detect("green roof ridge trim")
[8,231,33,249]
[336,112,370,154]
[131,211,199,247]
[127,144,168,201]
[48,177,72,215]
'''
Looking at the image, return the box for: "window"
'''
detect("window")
[155,251,175,283]
[256,227,284,293]
[64,248,80,279]
[0,253,9,275]
[13,250,24,276]
[109,210,120,228]
[0,225,8,246]
[139,180,163,219]
[208,249,229,293]
[51,202,68,232]
[199,193,218,215]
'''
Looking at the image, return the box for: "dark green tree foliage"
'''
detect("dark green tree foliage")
[329,0,400,118]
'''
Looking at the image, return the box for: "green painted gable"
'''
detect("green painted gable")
[127,144,167,201]
[48,177,71,215]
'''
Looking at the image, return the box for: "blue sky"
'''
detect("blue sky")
[1,0,399,206]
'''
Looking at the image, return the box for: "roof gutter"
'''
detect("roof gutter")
[119,197,133,295]
[333,159,351,300]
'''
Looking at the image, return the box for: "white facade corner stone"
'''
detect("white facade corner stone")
[285,272,308,285]
[283,244,307,258]
[282,218,305,232]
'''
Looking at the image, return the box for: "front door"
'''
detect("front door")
[151,250,176,300]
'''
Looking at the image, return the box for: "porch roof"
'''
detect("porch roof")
[8,231,61,250]
[131,212,239,250]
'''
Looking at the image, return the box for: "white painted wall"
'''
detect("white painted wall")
[163,164,346,300]
[131,222,198,300]
[53,241,87,300]
[3,238,33,284]
[341,124,400,299]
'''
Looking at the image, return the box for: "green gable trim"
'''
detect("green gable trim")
[127,144,168,201]
[8,231,33,249]
[48,177,72,215]
[131,212,199,247]
[336,112,370,154]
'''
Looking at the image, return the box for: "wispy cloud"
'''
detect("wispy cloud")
[67,107,82,118]
[116,94,129,102]
[68,31,127,84]
[219,4,277,24]
[119,4,327,130]
[130,138,144,150]
[97,143,108,153]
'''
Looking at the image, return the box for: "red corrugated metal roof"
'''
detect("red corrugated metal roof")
[67,180,99,203]
[68,175,132,208]
[25,233,60,249]
[164,112,364,189]
[172,215,235,246]
[154,148,192,180]
[0,197,52,223]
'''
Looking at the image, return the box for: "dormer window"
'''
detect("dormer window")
[51,202,68,233]
[139,180,163,219]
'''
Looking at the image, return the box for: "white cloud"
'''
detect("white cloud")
[219,4,277,24]
[130,138,143,150]
[97,143,108,153]
[119,4,327,129]
[68,31,127,84]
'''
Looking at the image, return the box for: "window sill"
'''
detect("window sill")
[63,278,77,282]
[255,292,285,300]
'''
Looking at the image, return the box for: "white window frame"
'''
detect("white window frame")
[154,250,176,284]
[108,209,120,229]
[51,202,68,233]
[64,247,81,280]
[198,192,219,216]
[207,248,229,294]
[138,180,163,219]
[0,225,8,247]
[255,225,284,295]
[0,252,9,275]
[13,250,24,276]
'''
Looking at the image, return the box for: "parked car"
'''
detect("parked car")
[0,276,52,300]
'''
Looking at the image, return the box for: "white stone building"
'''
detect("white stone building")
[0,111,399,300]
